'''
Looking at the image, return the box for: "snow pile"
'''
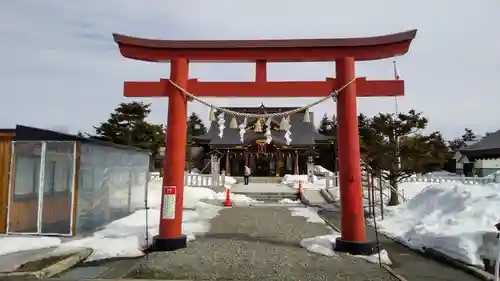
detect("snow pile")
[212,190,260,206]
[289,206,392,265]
[279,198,301,204]
[288,206,325,224]
[300,234,339,257]
[313,178,335,188]
[300,234,392,265]
[54,181,255,262]
[314,165,335,176]
[224,176,237,185]
[281,174,318,185]
[399,182,432,200]
[57,201,223,261]
[377,182,500,266]
[0,236,62,256]
[312,166,337,188]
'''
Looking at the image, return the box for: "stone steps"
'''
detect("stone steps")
[230,182,298,202]
[300,189,328,206]
[233,192,298,202]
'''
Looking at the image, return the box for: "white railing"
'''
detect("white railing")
[401,173,500,185]
[150,172,161,181]
[324,173,339,189]
[321,163,406,219]
[184,173,225,188]
[148,172,225,188]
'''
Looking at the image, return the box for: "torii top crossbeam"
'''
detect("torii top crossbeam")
[113,30,417,98]
[113,29,416,62]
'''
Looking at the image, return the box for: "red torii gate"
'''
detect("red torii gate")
[113,30,417,254]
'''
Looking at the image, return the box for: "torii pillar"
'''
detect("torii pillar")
[113,30,417,254]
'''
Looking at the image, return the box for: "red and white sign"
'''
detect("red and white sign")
[162,186,176,220]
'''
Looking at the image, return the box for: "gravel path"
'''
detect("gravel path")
[127,206,397,281]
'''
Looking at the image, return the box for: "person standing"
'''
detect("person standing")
[244,165,251,185]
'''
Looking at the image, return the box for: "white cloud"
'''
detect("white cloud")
[1,0,499,138]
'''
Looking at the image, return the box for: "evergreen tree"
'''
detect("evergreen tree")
[318,114,337,136]
[461,128,477,142]
[364,109,450,205]
[187,112,207,136]
[92,101,165,155]
[317,114,338,172]
[448,128,480,152]
[358,113,372,152]
[185,112,207,169]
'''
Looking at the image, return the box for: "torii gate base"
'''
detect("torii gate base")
[112,30,417,255]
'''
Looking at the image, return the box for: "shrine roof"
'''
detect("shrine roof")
[10,125,150,154]
[192,106,331,147]
[460,130,500,158]
[113,30,417,62]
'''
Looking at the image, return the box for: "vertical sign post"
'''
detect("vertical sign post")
[162,186,176,220]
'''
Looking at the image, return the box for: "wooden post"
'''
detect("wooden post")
[335,57,366,243]
[225,150,231,176]
[154,58,189,251]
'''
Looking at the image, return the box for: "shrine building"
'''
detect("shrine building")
[191,104,332,177]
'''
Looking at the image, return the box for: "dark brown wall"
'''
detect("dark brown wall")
[0,133,13,233]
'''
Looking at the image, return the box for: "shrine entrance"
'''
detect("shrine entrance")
[253,155,270,177]
[112,29,417,255]
[249,140,273,177]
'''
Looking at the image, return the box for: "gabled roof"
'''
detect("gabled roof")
[463,140,478,147]
[9,125,150,154]
[460,129,500,158]
[192,106,331,147]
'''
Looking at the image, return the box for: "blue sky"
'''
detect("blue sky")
[1,0,499,139]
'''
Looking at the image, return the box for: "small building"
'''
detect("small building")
[460,133,500,177]
[0,125,150,236]
[453,141,478,176]
[192,105,332,177]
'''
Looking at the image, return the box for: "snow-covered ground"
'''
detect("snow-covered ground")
[281,173,337,190]
[282,174,318,185]
[0,174,257,262]
[56,180,258,262]
[0,236,62,256]
[306,165,500,269]
[291,205,392,265]
[4,164,500,270]
[376,182,500,268]
[278,198,301,204]
[399,182,431,200]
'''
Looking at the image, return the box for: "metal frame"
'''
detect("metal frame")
[6,141,39,235]
[127,167,132,213]
[67,142,77,236]
[5,141,16,233]
[36,141,47,234]
[6,141,77,236]
[36,142,74,237]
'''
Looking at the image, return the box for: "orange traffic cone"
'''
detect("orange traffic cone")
[297,180,302,200]
[224,188,232,207]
